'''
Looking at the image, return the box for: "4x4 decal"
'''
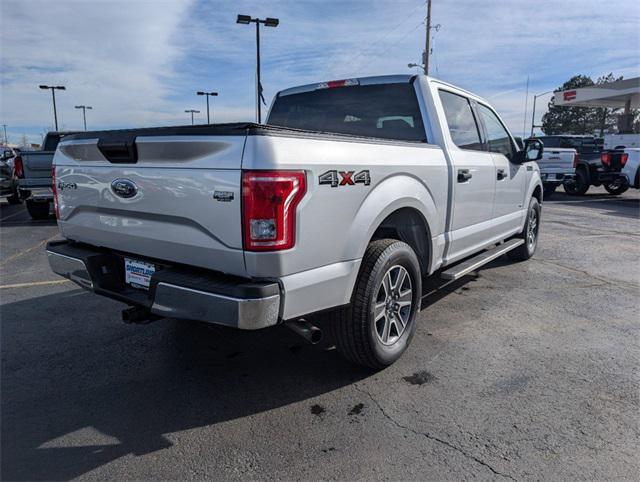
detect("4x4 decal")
[319,170,371,187]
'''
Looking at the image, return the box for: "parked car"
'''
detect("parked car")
[46,75,543,368]
[0,148,21,204]
[16,131,78,219]
[532,140,577,198]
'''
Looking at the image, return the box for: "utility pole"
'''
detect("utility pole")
[2,124,7,145]
[424,0,432,75]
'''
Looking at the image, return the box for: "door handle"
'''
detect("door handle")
[497,169,507,180]
[457,169,472,183]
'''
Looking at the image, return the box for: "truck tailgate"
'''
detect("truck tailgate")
[54,129,248,276]
[22,151,54,180]
[538,149,575,172]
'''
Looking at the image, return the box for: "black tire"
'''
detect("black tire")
[7,192,21,204]
[542,184,556,199]
[26,200,50,220]
[564,169,589,196]
[330,239,422,369]
[604,182,629,195]
[508,197,540,262]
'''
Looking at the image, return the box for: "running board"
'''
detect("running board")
[440,239,525,281]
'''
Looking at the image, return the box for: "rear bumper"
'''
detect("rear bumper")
[46,240,281,330]
[541,172,574,184]
[18,186,52,201]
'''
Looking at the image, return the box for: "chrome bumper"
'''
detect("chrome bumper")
[46,247,280,330]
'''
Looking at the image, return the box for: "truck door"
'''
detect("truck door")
[437,90,496,263]
[475,103,527,237]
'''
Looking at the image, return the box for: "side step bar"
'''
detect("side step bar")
[440,238,525,281]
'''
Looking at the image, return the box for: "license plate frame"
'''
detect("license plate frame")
[124,257,156,290]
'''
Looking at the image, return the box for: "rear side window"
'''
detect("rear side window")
[438,90,483,150]
[477,104,516,161]
[268,83,426,142]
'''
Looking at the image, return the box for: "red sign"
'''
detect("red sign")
[563,90,577,101]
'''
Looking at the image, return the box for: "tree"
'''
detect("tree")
[541,75,596,135]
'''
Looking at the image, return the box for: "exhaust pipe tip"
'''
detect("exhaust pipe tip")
[285,319,322,344]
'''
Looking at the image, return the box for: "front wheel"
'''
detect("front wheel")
[330,239,422,369]
[26,200,50,220]
[508,197,540,262]
[604,182,629,195]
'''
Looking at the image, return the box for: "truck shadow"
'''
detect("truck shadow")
[0,290,369,480]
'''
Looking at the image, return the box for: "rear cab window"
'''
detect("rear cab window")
[267,83,427,142]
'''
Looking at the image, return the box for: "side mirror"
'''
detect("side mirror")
[514,138,544,163]
[2,150,12,160]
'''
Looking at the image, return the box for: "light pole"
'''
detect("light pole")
[196,91,218,124]
[236,14,279,124]
[185,109,200,125]
[2,124,7,145]
[39,85,66,131]
[74,105,93,131]
[530,90,554,137]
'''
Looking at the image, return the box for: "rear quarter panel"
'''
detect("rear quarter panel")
[242,134,448,277]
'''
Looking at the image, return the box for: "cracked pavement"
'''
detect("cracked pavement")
[1,186,639,480]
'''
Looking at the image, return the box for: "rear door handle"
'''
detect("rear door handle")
[457,169,472,183]
[497,169,507,180]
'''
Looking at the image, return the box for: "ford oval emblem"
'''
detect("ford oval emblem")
[111,178,138,198]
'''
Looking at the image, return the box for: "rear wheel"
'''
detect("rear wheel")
[26,200,50,220]
[564,169,589,195]
[508,197,540,262]
[604,182,629,195]
[330,239,421,369]
[6,192,21,204]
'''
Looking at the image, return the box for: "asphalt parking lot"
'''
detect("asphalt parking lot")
[1,187,639,480]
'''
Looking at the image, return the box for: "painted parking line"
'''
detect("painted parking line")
[0,279,70,289]
[0,209,27,222]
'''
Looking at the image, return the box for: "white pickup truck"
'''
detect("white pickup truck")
[533,136,579,198]
[47,75,543,368]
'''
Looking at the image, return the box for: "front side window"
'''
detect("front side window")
[477,104,516,161]
[438,90,483,150]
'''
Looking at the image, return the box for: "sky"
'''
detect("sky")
[1,0,639,145]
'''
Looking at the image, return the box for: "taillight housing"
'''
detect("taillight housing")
[242,170,306,251]
[573,152,579,168]
[13,156,24,178]
[601,152,611,166]
[620,153,629,167]
[52,165,60,220]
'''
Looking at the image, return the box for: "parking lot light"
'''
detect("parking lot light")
[74,105,93,131]
[236,14,280,124]
[196,91,218,124]
[39,85,66,131]
[184,109,200,125]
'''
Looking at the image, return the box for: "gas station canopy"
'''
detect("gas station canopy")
[554,77,640,110]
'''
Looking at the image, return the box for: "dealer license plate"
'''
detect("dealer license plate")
[124,258,155,290]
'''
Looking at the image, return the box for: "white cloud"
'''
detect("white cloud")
[1,0,639,143]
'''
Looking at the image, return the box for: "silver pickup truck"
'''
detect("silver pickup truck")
[16,132,78,219]
[47,75,543,368]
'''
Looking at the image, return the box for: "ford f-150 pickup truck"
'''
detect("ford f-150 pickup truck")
[16,132,78,219]
[47,75,543,368]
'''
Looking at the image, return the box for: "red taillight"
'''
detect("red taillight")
[573,152,579,168]
[52,165,60,220]
[13,156,24,178]
[601,152,611,166]
[242,170,306,251]
[316,79,359,90]
[620,153,629,167]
